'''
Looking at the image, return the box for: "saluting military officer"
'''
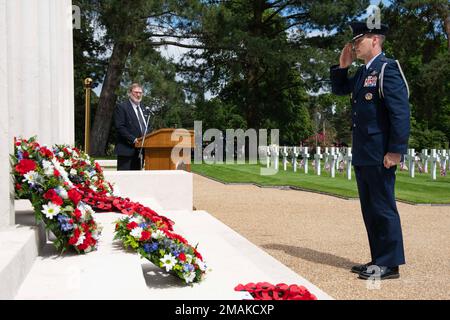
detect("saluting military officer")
[330,21,411,280]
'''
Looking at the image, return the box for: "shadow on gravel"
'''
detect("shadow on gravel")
[262,243,358,270]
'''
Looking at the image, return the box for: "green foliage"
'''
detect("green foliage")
[73,0,108,148]
[382,0,450,143]
[409,120,449,150]
[73,0,449,151]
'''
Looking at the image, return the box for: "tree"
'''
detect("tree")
[382,0,450,144]
[73,0,107,149]
[180,0,367,145]
[87,0,204,156]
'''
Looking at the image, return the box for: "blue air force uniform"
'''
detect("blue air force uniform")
[330,40,410,267]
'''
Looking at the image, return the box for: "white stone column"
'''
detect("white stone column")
[0,0,15,228]
[1,0,75,227]
[7,0,74,145]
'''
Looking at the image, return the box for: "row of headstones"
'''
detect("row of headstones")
[402,149,449,180]
[261,146,449,181]
[261,146,353,180]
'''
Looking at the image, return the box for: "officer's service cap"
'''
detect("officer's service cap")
[350,21,388,42]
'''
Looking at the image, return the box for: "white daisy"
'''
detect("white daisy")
[196,259,208,272]
[42,160,53,170]
[184,272,196,283]
[24,171,40,185]
[160,253,177,272]
[55,186,68,199]
[42,202,61,219]
[63,159,71,166]
[75,233,86,246]
[129,216,144,225]
[77,202,94,220]
[152,229,166,240]
[58,152,64,157]
[130,227,143,239]
[42,160,54,176]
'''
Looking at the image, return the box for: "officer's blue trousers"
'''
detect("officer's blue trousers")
[354,165,406,267]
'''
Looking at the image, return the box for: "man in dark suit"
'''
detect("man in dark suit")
[114,83,150,170]
[330,21,410,280]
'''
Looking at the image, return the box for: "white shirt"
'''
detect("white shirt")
[366,52,382,69]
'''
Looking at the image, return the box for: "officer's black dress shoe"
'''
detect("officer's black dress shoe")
[350,262,373,274]
[358,265,400,280]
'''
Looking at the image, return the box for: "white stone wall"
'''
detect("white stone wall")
[0,0,14,228]
[0,0,75,227]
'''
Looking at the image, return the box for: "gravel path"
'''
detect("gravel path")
[193,174,450,300]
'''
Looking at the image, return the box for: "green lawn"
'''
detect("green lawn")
[192,162,450,204]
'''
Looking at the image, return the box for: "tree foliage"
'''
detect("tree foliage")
[73,0,450,154]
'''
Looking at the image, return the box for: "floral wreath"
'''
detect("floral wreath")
[12,137,207,283]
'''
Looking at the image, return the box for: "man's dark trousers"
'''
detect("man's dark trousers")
[354,165,405,267]
[117,150,143,171]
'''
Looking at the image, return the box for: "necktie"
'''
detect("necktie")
[136,105,146,135]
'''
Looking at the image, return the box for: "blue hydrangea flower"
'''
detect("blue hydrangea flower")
[183,263,194,273]
[139,222,148,229]
[17,150,23,161]
[57,214,73,232]
[143,243,152,253]
[144,242,159,253]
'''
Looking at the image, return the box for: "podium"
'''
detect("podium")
[135,128,194,171]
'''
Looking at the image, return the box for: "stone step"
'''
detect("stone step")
[0,200,46,299]
[15,213,149,299]
[146,209,333,300]
[15,209,332,300]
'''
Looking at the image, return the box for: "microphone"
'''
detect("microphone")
[139,106,152,170]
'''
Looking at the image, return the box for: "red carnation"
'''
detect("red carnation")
[68,228,81,245]
[140,230,151,241]
[51,196,63,206]
[43,189,58,200]
[73,208,82,220]
[178,253,186,262]
[193,249,203,261]
[53,169,61,177]
[15,159,37,175]
[126,221,138,230]
[15,183,22,191]
[68,189,82,206]
[95,162,103,173]
[39,147,53,158]
[22,151,29,158]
